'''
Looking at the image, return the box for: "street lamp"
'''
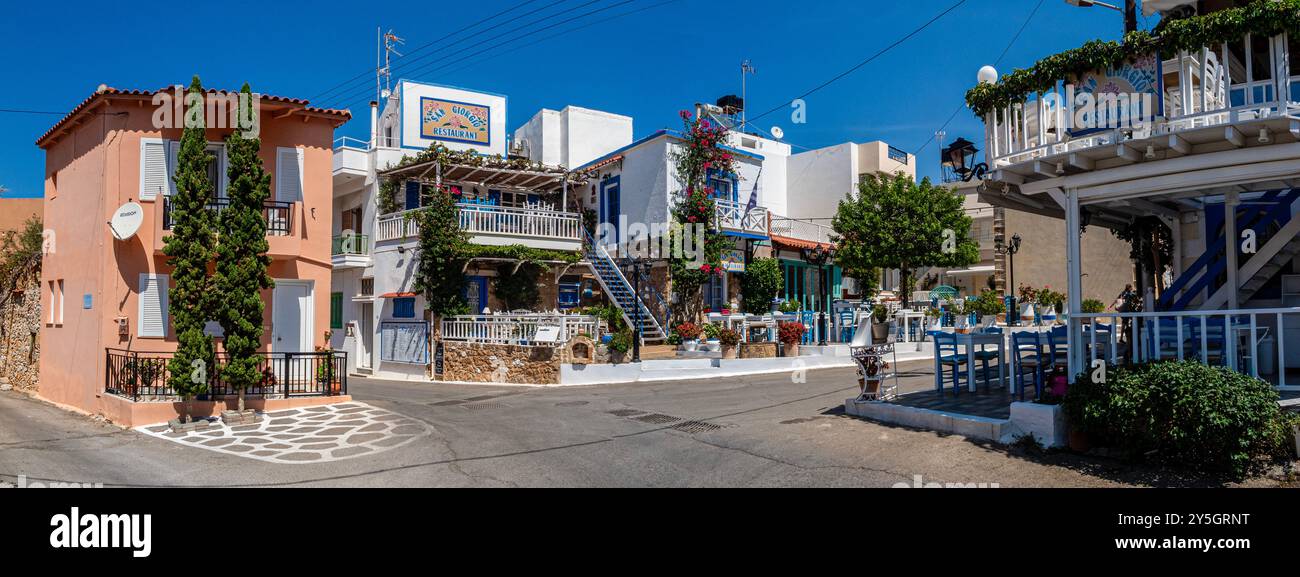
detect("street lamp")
[806,245,836,347]
[623,257,651,364]
[940,137,988,183]
[1065,0,1139,34]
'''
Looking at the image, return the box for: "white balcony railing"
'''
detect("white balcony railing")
[770,215,833,244]
[440,314,599,345]
[375,205,583,244]
[458,204,581,242]
[716,199,769,237]
[1074,307,1300,390]
[376,209,421,242]
[984,32,1300,168]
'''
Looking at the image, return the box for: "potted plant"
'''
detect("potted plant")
[948,298,970,333]
[778,322,807,357]
[779,299,802,314]
[675,322,702,352]
[607,330,632,364]
[870,305,891,343]
[1080,298,1105,324]
[1017,284,1038,325]
[701,323,722,353]
[718,327,741,359]
[970,290,1005,328]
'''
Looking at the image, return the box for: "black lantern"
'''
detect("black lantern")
[940,137,988,183]
[803,245,836,346]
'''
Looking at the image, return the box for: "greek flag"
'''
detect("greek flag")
[746,167,761,214]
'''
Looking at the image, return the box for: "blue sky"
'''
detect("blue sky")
[0,0,1134,199]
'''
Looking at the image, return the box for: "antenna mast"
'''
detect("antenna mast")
[740,59,756,132]
[380,29,404,97]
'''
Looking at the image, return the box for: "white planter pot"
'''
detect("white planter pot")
[1020,303,1036,324]
[703,339,721,353]
[682,340,699,352]
[1293,423,1300,458]
[1007,402,1066,448]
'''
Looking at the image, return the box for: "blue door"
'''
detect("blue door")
[464,276,489,313]
[600,176,621,243]
[404,181,421,210]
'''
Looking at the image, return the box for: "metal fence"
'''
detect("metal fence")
[104,349,347,402]
[163,197,293,236]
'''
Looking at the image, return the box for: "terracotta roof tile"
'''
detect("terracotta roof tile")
[36,86,351,147]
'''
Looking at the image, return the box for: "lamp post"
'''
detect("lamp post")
[1001,233,1022,325]
[629,259,647,364]
[1065,0,1138,34]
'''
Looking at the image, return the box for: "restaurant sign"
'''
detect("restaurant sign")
[721,250,746,273]
[421,97,491,146]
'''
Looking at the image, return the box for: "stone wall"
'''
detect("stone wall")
[0,267,40,392]
[441,341,560,384]
[739,342,777,359]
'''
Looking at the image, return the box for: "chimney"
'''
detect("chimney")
[370,101,379,148]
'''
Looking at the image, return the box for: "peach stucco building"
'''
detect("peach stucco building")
[35,85,351,426]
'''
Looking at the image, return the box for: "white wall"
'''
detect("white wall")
[726,132,790,216]
[513,106,633,169]
[786,142,858,220]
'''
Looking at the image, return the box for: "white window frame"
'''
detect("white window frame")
[138,273,169,338]
[139,138,168,201]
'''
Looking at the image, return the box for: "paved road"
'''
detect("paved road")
[0,362,1265,487]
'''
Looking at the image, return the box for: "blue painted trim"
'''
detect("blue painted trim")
[722,230,769,240]
[573,128,766,173]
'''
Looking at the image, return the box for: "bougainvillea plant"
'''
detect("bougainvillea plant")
[778,322,807,345]
[669,110,737,322]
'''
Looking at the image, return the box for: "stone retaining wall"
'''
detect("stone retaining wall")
[441,341,560,384]
[0,267,40,392]
[739,342,777,359]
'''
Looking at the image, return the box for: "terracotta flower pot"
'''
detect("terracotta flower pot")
[783,342,800,357]
[721,345,738,359]
[1068,428,1091,453]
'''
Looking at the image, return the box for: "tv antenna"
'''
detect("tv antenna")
[740,59,756,132]
[377,28,405,99]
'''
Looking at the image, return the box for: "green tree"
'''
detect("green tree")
[162,76,217,423]
[217,83,274,412]
[411,181,470,342]
[833,173,978,302]
[739,257,783,314]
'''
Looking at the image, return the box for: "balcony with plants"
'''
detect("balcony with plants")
[966,1,1300,174]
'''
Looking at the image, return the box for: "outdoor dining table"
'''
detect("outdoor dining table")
[931,330,1008,393]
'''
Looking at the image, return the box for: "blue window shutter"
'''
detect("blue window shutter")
[394,297,416,318]
[404,181,420,210]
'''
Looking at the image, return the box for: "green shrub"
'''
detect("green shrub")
[608,330,633,355]
[701,322,721,340]
[740,258,783,314]
[1082,299,1106,314]
[1063,361,1293,478]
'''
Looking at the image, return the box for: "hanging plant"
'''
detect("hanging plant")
[966,0,1300,118]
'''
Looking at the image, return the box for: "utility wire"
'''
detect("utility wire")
[310,0,547,103]
[912,0,1045,157]
[746,0,969,125]
[436,0,682,79]
[323,0,626,110]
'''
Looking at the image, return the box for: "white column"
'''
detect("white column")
[1065,188,1084,378]
[1225,190,1239,310]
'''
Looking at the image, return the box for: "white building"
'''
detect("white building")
[512,106,634,169]
[970,1,1300,385]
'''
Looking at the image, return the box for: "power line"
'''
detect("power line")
[436,0,682,79]
[912,0,1045,158]
[323,0,624,111]
[746,0,969,125]
[309,0,547,103]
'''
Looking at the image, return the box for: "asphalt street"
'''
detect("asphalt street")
[0,361,1274,487]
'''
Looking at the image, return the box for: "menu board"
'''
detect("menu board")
[380,321,429,365]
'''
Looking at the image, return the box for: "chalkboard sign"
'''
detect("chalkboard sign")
[434,341,445,376]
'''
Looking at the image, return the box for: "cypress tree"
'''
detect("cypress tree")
[163,76,217,422]
[217,83,274,412]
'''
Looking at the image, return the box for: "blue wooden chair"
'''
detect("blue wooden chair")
[1011,331,1046,400]
[800,311,816,345]
[1047,325,1069,371]
[933,332,967,396]
[838,308,856,343]
[971,326,1002,392]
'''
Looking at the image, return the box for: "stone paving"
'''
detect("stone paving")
[134,402,432,464]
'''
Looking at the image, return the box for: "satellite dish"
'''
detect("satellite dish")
[771,126,785,139]
[109,201,144,241]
